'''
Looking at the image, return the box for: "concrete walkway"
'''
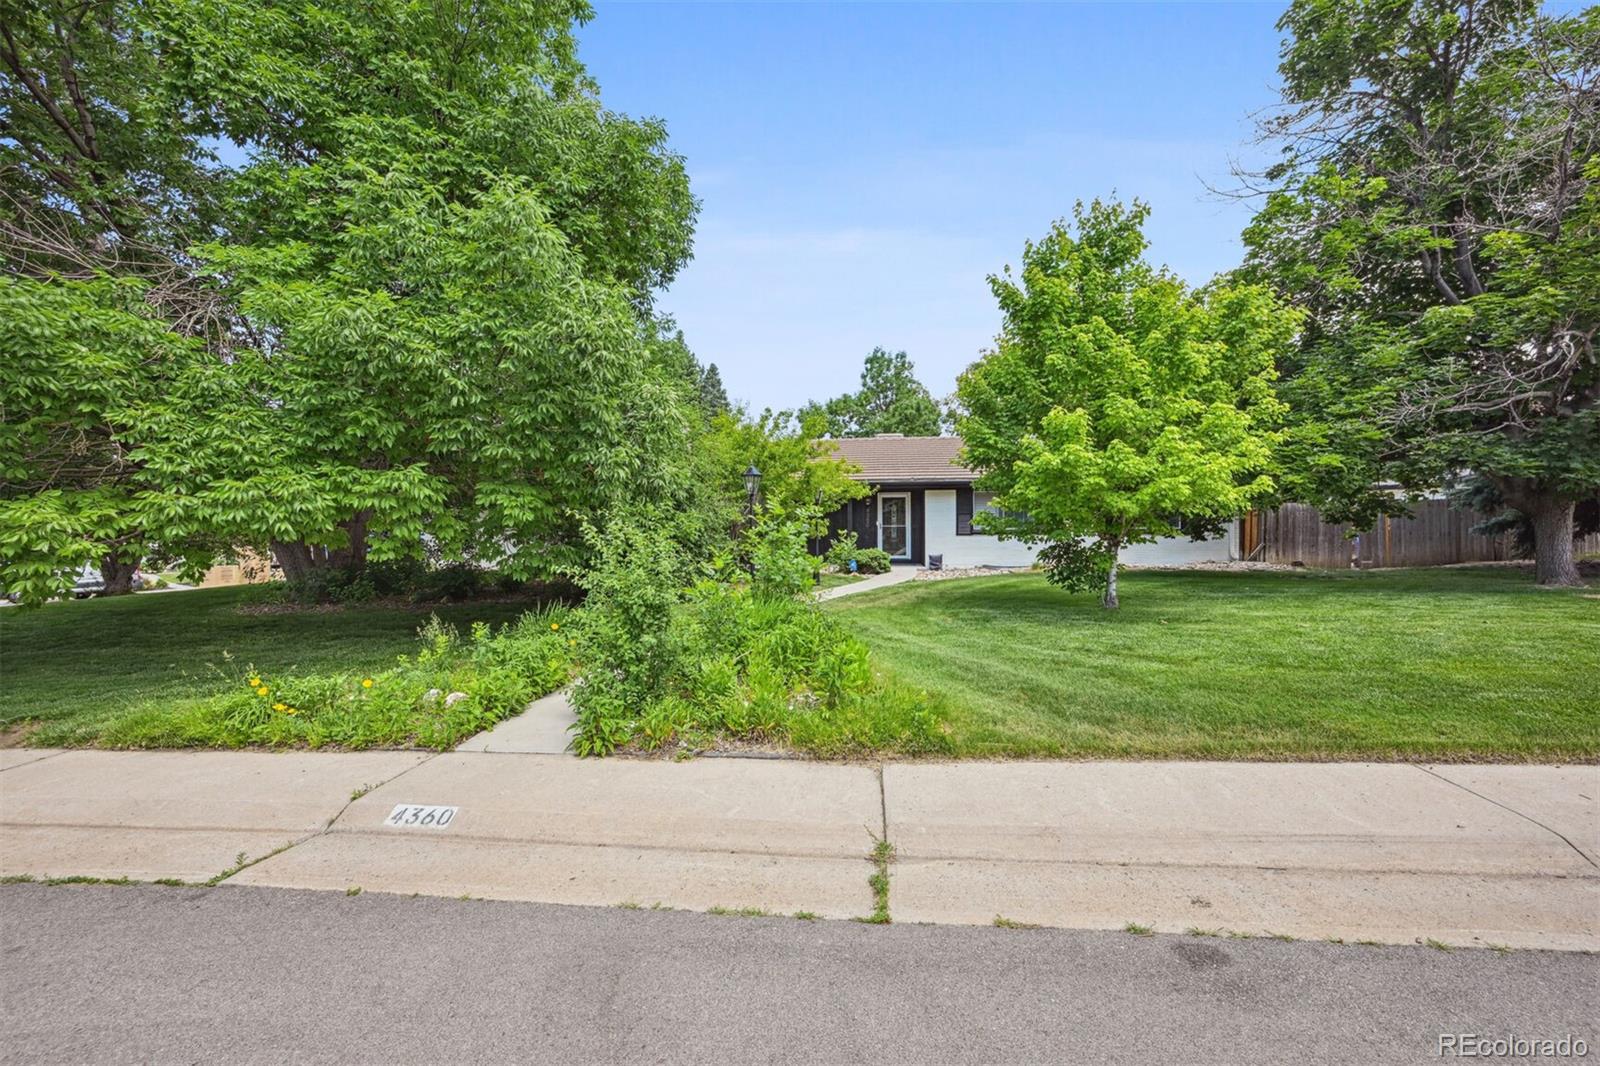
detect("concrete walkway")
[455,689,577,754]
[813,563,920,600]
[2,751,1594,949]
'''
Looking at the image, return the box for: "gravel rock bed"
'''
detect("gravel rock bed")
[913,566,1030,582]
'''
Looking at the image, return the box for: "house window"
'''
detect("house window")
[974,492,1026,522]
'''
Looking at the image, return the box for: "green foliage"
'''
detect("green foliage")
[854,549,893,575]
[1244,1,1600,583]
[955,200,1299,605]
[748,510,822,600]
[0,276,214,605]
[800,347,945,438]
[822,532,892,575]
[1035,540,1115,594]
[265,560,549,606]
[823,532,861,572]
[697,362,731,420]
[566,515,687,755]
[0,0,227,273]
[568,515,945,757]
[33,609,576,750]
[2,0,704,596]
[700,408,870,517]
[1448,478,1600,559]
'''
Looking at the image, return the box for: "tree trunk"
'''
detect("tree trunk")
[326,511,372,572]
[99,548,139,596]
[271,540,317,582]
[1529,498,1580,587]
[1102,545,1120,609]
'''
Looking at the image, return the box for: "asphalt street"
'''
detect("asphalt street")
[2,884,1595,1065]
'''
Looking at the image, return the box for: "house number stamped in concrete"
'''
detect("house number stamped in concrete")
[384,804,458,829]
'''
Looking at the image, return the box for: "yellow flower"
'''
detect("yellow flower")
[273,702,287,711]
[256,686,269,697]
[362,678,374,688]
[285,708,297,716]
[550,622,560,631]
[248,676,261,687]
[567,639,576,647]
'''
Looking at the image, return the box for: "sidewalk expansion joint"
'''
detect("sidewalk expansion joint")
[876,763,889,842]
[1414,764,1598,871]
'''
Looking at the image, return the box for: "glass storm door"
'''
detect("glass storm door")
[879,493,910,559]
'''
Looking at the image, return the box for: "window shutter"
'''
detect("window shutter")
[956,486,973,536]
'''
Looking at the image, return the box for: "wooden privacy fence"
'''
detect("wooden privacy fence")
[1244,501,1511,569]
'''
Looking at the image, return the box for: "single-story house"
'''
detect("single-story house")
[821,434,1238,569]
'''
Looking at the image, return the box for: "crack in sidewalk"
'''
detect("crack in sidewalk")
[207,752,445,885]
[0,749,71,773]
[1414,764,1597,871]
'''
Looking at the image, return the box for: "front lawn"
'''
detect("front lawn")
[1,587,559,748]
[826,566,1599,761]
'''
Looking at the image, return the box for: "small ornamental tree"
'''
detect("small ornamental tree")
[956,200,1300,607]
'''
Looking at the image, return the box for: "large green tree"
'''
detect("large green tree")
[1243,0,1599,586]
[956,201,1299,607]
[1,0,233,594]
[1,0,701,599]
[801,347,945,438]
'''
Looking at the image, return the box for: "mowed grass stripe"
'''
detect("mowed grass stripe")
[825,567,1599,761]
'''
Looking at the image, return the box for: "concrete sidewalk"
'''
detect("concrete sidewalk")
[2,750,1594,949]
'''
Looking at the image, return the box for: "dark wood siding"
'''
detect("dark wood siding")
[818,503,851,555]
[852,495,877,550]
[955,486,974,536]
[911,490,926,564]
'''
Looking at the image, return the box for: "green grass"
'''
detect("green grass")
[1,586,549,742]
[826,567,1599,761]
[816,572,867,590]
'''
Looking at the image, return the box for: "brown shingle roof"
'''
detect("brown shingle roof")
[828,435,977,485]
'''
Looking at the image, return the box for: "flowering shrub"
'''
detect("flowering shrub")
[86,608,576,750]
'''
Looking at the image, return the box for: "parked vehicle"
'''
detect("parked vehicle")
[72,565,106,598]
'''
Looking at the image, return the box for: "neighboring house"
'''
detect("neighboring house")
[198,548,276,588]
[821,434,1237,569]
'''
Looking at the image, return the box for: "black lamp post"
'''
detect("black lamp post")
[811,489,825,585]
[743,463,762,514]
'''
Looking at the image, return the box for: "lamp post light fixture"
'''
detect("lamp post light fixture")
[743,463,762,511]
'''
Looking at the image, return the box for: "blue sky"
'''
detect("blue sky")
[578,1,1290,414]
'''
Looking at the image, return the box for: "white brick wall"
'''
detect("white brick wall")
[920,489,1237,569]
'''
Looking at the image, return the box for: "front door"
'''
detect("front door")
[879,493,910,560]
